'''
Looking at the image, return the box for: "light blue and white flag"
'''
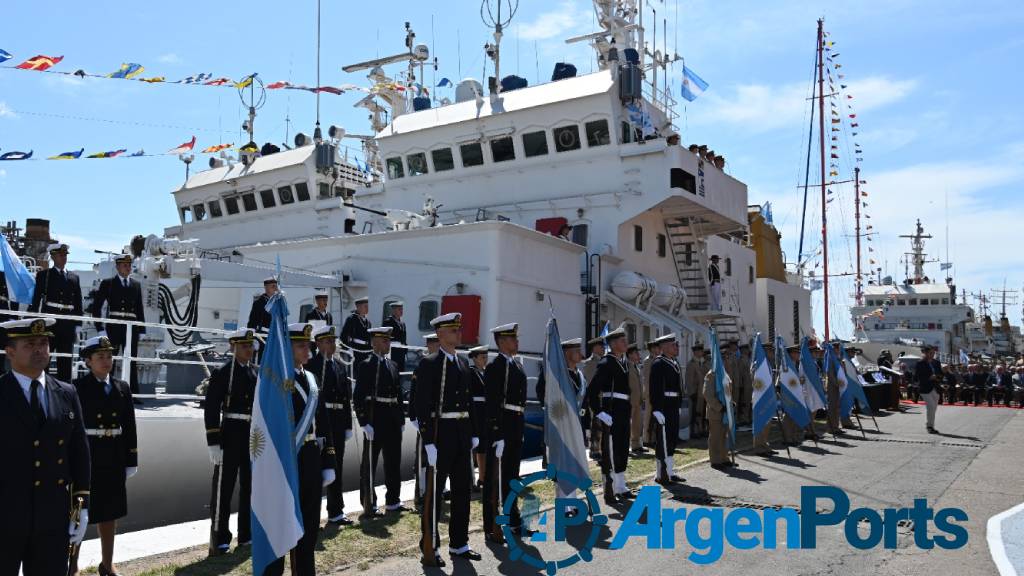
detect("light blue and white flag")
[799,337,828,412]
[436,77,452,88]
[776,337,811,429]
[710,328,736,449]
[543,317,589,495]
[823,344,848,416]
[958,349,970,365]
[839,345,873,417]
[250,293,303,575]
[681,65,709,102]
[0,233,35,304]
[750,333,778,438]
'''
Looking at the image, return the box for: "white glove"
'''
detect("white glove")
[596,412,613,427]
[409,419,420,432]
[208,446,223,466]
[471,436,479,450]
[125,466,138,479]
[345,429,353,441]
[69,509,89,544]
[493,439,505,459]
[425,443,438,466]
[322,468,336,487]
[653,411,666,425]
[363,425,374,441]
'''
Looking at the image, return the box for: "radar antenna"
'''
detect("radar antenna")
[481,0,518,97]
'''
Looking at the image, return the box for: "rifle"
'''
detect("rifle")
[420,354,446,566]
[66,494,85,576]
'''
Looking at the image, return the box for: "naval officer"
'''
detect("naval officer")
[341,296,372,366]
[587,326,632,504]
[649,333,685,485]
[90,253,146,399]
[302,289,334,326]
[382,301,408,373]
[30,242,84,382]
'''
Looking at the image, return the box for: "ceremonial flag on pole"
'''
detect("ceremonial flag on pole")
[776,337,811,429]
[959,349,970,365]
[823,344,848,416]
[681,65,709,102]
[0,233,36,304]
[710,328,736,449]
[543,317,590,496]
[0,49,12,64]
[250,292,304,575]
[108,63,145,79]
[599,321,611,342]
[799,337,827,412]
[839,345,873,416]
[0,150,32,161]
[750,333,778,438]
[48,148,84,160]
[15,54,63,71]
[166,136,196,155]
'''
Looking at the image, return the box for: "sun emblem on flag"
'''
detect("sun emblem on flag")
[282,377,295,393]
[753,376,767,391]
[250,427,267,460]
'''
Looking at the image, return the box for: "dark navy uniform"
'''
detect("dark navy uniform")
[204,359,257,547]
[341,311,371,364]
[303,306,333,326]
[482,353,528,533]
[588,351,632,494]
[354,352,404,510]
[383,313,407,372]
[308,351,352,519]
[246,293,272,333]
[649,354,684,483]
[30,267,83,381]
[73,372,137,522]
[0,371,91,575]
[90,274,146,393]
[469,366,488,453]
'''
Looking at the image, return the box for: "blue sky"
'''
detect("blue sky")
[1,0,1022,335]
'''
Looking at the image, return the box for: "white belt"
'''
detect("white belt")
[108,311,137,319]
[46,302,74,310]
[373,396,399,404]
[302,433,317,443]
[503,403,524,413]
[223,412,251,421]
[602,392,629,400]
[664,392,680,397]
[86,428,122,437]
[437,411,469,419]
[325,402,348,410]
[352,338,368,345]
[472,396,485,402]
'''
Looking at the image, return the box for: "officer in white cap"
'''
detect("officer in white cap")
[649,334,686,485]
[30,241,83,381]
[587,325,632,504]
[306,326,354,526]
[341,296,372,366]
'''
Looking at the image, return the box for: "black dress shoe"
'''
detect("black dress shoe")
[711,463,728,471]
[451,549,482,561]
[421,555,446,568]
[360,508,383,520]
[618,490,636,500]
[386,504,412,513]
[511,526,537,538]
[603,493,619,505]
[328,515,353,526]
[927,427,939,434]
[669,474,685,483]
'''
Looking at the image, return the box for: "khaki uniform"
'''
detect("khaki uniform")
[780,412,804,444]
[703,370,730,464]
[628,361,648,450]
[685,357,708,434]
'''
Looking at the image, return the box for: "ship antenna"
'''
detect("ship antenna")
[315,0,322,142]
[481,0,518,98]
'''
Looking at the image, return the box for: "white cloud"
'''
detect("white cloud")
[158,53,182,65]
[516,0,591,41]
[0,101,15,118]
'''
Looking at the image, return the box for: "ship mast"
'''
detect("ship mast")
[817,18,830,340]
[899,219,933,283]
[854,166,863,305]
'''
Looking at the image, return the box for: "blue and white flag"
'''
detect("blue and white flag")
[681,65,709,102]
[839,345,873,417]
[625,102,655,137]
[776,337,811,429]
[599,321,611,342]
[750,333,778,438]
[799,337,827,412]
[823,344,848,416]
[710,329,736,449]
[436,77,452,88]
[0,49,12,64]
[543,317,589,495]
[250,293,303,575]
[0,233,35,304]
[959,349,970,365]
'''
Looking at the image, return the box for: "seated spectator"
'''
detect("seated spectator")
[987,364,1013,407]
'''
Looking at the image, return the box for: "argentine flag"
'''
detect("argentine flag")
[681,65,709,102]
[823,345,848,416]
[0,233,35,304]
[839,345,873,417]
[710,329,736,449]
[250,294,304,575]
[959,349,970,365]
[799,337,828,412]
[750,333,778,438]
[776,337,811,429]
[542,317,589,497]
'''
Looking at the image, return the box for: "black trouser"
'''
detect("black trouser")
[264,441,322,576]
[987,387,1011,406]
[360,419,402,509]
[654,400,681,463]
[107,323,141,394]
[421,418,472,554]
[52,321,76,382]
[210,425,251,546]
[325,414,349,519]
[482,414,524,532]
[600,400,631,476]
[0,529,69,576]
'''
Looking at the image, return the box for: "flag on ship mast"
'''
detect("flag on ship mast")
[681,65,709,102]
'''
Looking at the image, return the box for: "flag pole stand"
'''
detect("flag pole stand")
[853,411,867,439]
[774,409,791,459]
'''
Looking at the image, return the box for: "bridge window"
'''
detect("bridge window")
[633,225,643,252]
[657,233,666,257]
[386,157,404,179]
[224,196,240,215]
[259,189,276,208]
[553,125,581,152]
[180,205,192,223]
[585,119,611,147]
[192,203,207,221]
[295,182,311,201]
[523,131,549,157]
[431,148,455,171]
[460,143,484,167]
[278,186,295,205]
[408,152,429,176]
[207,200,223,218]
[571,223,589,247]
[318,182,331,199]
[242,192,258,212]
[671,168,697,194]
[418,300,440,331]
[491,136,515,162]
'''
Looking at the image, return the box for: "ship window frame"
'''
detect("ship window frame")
[553,124,582,153]
[725,257,732,276]
[931,299,939,305]
[431,147,455,172]
[909,298,918,306]
[522,130,549,157]
[380,296,403,325]
[657,233,667,258]
[921,299,930,306]
[386,156,405,179]
[259,188,276,209]
[585,119,611,147]
[241,192,258,212]
[224,196,240,215]
[294,181,311,201]
[942,298,949,305]
[207,199,223,218]
[180,205,193,224]
[490,136,516,163]
[418,299,440,331]
[278,185,295,205]
[633,225,643,252]
[460,142,485,168]
[571,222,589,247]
[407,151,429,176]
[192,203,207,221]
[318,182,332,199]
